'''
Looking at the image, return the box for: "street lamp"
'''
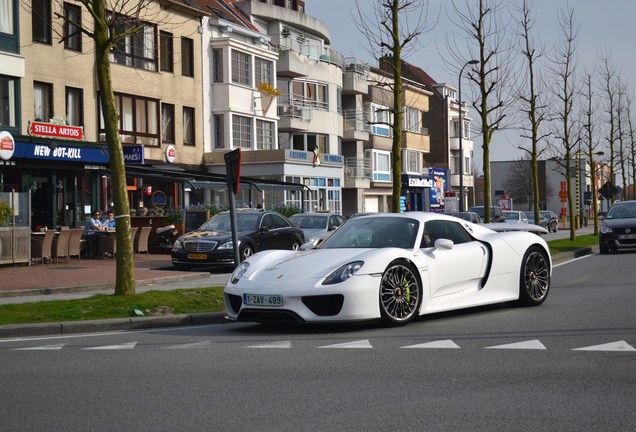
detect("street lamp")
[458,59,479,212]
[573,150,604,229]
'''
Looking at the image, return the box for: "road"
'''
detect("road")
[1,250,633,432]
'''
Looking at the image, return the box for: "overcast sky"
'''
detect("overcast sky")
[309,0,636,171]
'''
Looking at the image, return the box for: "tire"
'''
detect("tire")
[599,244,609,254]
[291,240,301,251]
[516,246,550,306]
[240,245,254,262]
[379,260,422,326]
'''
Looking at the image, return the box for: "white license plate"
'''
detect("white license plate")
[243,294,283,307]
[619,234,636,240]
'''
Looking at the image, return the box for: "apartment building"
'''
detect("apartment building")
[1,0,205,229]
[204,0,346,212]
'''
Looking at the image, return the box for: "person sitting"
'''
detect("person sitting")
[83,211,104,255]
[101,210,116,231]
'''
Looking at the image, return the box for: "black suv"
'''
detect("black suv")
[468,206,506,223]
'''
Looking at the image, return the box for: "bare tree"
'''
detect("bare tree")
[355,0,434,212]
[502,158,532,208]
[626,93,636,200]
[581,72,603,235]
[616,78,629,195]
[599,54,619,193]
[550,5,579,240]
[447,0,516,222]
[515,0,549,226]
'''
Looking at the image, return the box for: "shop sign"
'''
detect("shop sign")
[151,191,167,209]
[28,121,84,141]
[165,144,176,163]
[285,149,343,166]
[407,177,432,187]
[123,145,144,164]
[13,141,109,163]
[0,131,15,160]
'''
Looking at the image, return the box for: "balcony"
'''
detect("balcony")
[450,136,473,150]
[342,109,370,141]
[402,129,430,152]
[276,39,344,77]
[343,157,372,189]
[343,58,369,95]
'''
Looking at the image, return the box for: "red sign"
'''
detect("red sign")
[559,190,568,202]
[28,121,83,141]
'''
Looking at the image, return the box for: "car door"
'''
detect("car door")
[421,220,488,297]
[269,213,296,249]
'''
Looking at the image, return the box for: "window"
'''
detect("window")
[183,106,194,145]
[463,121,470,139]
[181,37,194,77]
[372,150,391,182]
[369,103,392,137]
[34,82,53,121]
[291,79,328,110]
[404,106,424,133]
[212,49,223,82]
[111,17,157,71]
[98,93,160,146]
[214,114,224,149]
[32,0,51,44]
[161,103,174,143]
[65,87,83,126]
[231,50,251,86]
[255,57,273,86]
[62,3,82,51]
[452,119,470,139]
[0,0,14,35]
[0,75,18,128]
[291,133,327,153]
[404,150,421,174]
[232,115,251,149]
[159,31,173,72]
[256,120,274,150]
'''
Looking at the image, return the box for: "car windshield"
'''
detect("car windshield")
[503,211,519,220]
[320,216,419,249]
[606,202,636,219]
[199,213,260,232]
[290,215,328,230]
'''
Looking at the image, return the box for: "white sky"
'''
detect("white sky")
[309,0,636,172]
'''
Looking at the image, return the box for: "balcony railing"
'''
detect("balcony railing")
[343,109,370,133]
[344,157,372,179]
[344,57,370,75]
[276,35,345,69]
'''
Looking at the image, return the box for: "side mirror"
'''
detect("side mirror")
[434,238,454,250]
[300,241,314,251]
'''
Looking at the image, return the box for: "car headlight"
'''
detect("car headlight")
[600,225,613,234]
[172,239,183,251]
[230,262,249,284]
[322,261,364,285]
[218,240,240,250]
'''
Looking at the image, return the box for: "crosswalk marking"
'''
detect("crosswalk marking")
[401,340,461,349]
[245,341,292,349]
[83,342,137,350]
[572,340,636,352]
[318,340,373,349]
[12,343,66,350]
[485,339,547,350]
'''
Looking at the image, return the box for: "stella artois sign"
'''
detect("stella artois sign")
[28,121,84,141]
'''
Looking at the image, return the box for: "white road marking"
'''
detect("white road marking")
[12,343,66,350]
[164,341,213,349]
[318,340,373,349]
[245,341,292,349]
[553,253,594,268]
[401,340,461,349]
[572,340,636,352]
[485,339,547,350]
[83,342,137,350]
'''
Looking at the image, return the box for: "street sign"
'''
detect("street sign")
[224,148,242,195]
[598,182,618,200]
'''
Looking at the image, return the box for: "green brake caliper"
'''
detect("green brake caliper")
[403,275,411,311]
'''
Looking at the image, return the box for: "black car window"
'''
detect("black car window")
[260,214,274,231]
[421,220,473,248]
[270,213,291,229]
[237,214,259,231]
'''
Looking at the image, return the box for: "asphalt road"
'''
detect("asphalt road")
[1,249,634,431]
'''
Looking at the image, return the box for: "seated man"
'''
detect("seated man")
[101,210,116,231]
[83,211,104,255]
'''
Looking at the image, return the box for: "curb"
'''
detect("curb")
[0,246,600,338]
[0,312,229,338]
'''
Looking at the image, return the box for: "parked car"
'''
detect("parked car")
[290,212,346,246]
[599,200,636,254]
[469,206,506,223]
[540,211,559,233]
[225,212,551,326]
[445,211,483,224]
[171,209,305,269]
[524,211,549,231]
[503,211,529,224]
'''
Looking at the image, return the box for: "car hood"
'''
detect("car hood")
[179,230,232,242]
[243,248,390,282]
[602,218,636,229]
[301,228,328,239]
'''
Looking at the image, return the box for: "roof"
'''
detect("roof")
[188,0,259,31]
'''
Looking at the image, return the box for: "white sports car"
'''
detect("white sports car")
[224,212,551,326]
